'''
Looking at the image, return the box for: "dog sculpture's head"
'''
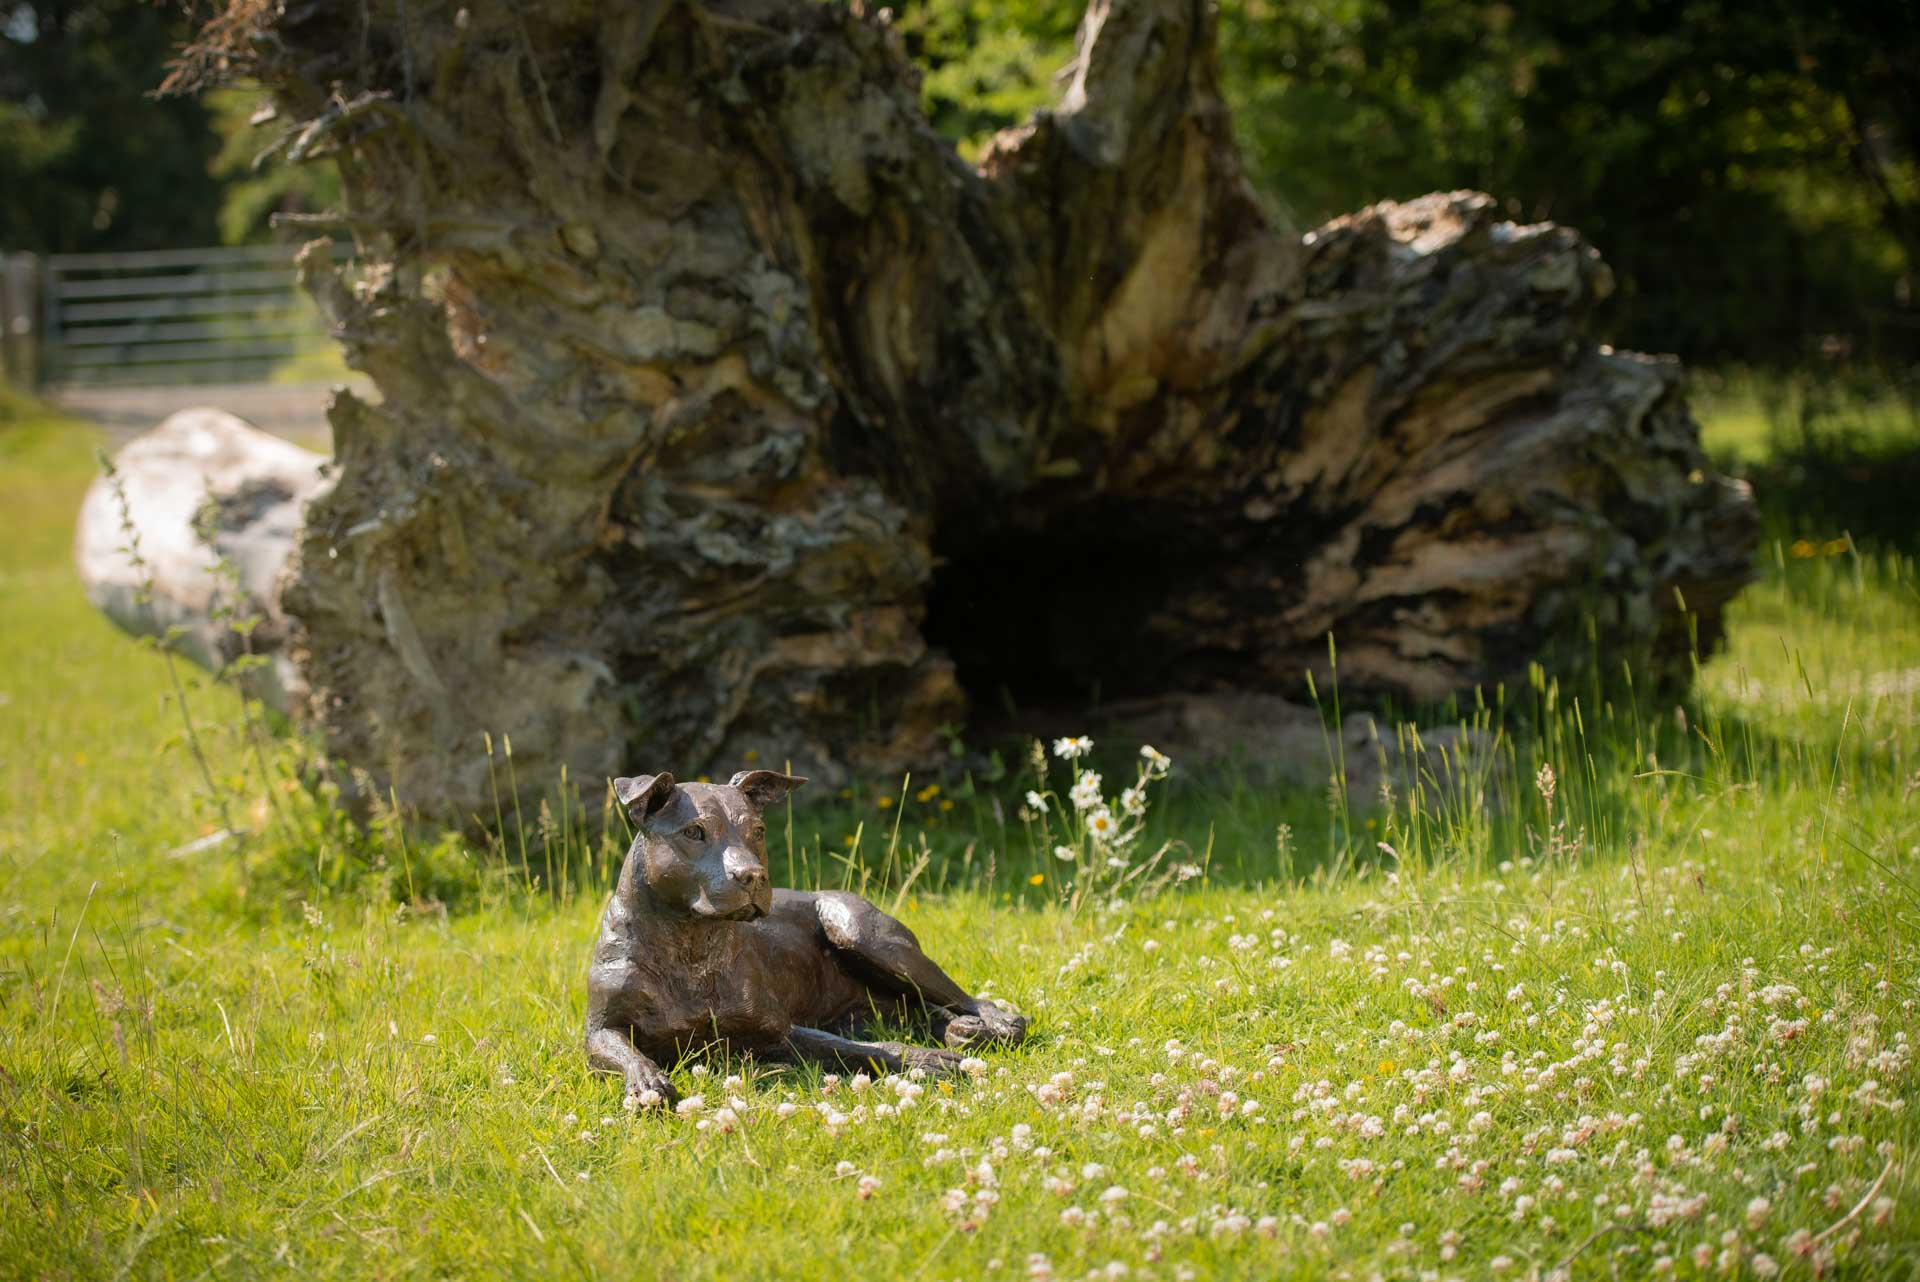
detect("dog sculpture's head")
[613,769,806,920]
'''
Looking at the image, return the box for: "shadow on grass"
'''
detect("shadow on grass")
[760,669,1909,907]
[1711,394,1920,556]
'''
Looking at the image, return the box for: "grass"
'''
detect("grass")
[1695,368,1920,557]
[2,385,1918,1279]
[1692,368,1918,464]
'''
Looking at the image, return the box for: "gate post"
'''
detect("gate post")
[1,253,43,391]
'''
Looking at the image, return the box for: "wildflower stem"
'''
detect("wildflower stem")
[1809,1157,1896,1248]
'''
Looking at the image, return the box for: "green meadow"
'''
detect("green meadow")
[1,387,1916,1279]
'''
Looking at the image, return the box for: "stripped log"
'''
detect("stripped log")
[75,407,328,714]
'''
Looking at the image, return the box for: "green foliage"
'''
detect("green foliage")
[892,0,1918,364]
[0,0,225,253]
[891,0,1081,158]
[203,82,342,245]
[10,0,1915,368]
[1215,0,1919,364]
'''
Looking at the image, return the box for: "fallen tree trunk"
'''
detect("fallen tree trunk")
[163,0,1756,818]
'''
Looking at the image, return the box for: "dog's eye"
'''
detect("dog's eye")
[679,823,706,844]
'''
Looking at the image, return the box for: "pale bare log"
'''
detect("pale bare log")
[75,408,329,714]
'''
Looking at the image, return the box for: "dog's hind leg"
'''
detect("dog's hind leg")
[813,891,1028,1051]
[782,1025,966,1076]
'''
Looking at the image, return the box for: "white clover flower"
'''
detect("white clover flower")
[675,1094,706,1117]
[857,1174,880,1199]
[1069,771,1104,811]
[1053,736,1093,760]
[1025,790,1049,814]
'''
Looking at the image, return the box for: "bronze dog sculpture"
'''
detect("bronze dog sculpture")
[586,769,1028,1107]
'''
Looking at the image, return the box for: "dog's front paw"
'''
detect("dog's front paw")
[624,1072,679,1112]
[943,998,1029,1050]
[900,1045,968,1076]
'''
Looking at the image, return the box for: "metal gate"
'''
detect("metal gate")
[39,242,347,387]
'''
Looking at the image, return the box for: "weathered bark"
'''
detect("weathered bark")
[176,0,1756,818]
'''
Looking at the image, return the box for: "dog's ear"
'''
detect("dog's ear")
[729,769,807,811]
[614,772,678,825]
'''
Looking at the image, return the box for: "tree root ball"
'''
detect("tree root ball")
[121,0,1759,818]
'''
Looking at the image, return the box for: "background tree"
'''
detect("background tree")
[203,81,343,245]
[889,0,1919,370]
[1215,0,1917,366]
[8,0,1910,373]
[0,0,224,252]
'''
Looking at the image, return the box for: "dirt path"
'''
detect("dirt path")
[51,380,367,452]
